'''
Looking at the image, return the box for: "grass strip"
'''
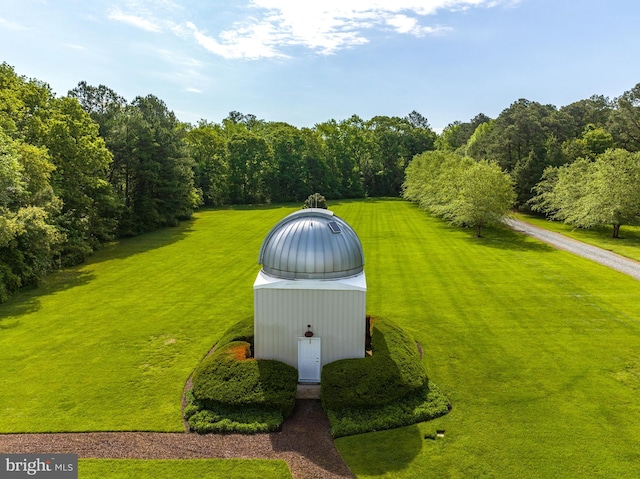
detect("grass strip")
[78,459,292,479]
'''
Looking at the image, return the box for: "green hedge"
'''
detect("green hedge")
[188,318,298,434]
[192,341,298,416]
[184,390,284,434]
[214,316,254,350]
[321,317,427,410]
[326,381,451,438]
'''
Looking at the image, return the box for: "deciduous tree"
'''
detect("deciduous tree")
[404,151,514,236]
[530,149,640,238]
[447,160,515,237]
[0,130,61,301]
[186,121,229,206]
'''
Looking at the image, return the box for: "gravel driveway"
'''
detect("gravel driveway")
[505,218,640,280]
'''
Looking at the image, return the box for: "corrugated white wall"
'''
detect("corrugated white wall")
[254,288,366,369]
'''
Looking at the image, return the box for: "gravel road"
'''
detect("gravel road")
[505,218,640,280]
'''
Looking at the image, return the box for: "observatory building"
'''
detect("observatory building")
[253,208,367,383]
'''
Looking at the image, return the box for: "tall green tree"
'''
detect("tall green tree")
[185,121,229,206]
[42,97,117,262]
[1,64,116,265]
[263,122,308,202]
[227,131,275,204]
[341,115,377,196]
[68,82,130,212]
[447,160,515,237]
[559,95,612,138]
[315,119,363,198]
[404,151,514,236]
[403,111,437,160]
[436,113,491,152]
[368,115,435,196]
[403,150,471,216]
[465,120,494,159]
[119,95,199,234]
[68,82,127,138]
[561,125,614,163]
[300,127,332,196]
[70,84,200,235]
[608,83,640,152]
[531,149,640,238]
[471,99,562,207]
[0,129,61,301]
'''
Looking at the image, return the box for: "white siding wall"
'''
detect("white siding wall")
[254,288,366,369]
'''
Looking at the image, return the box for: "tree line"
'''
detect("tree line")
[3,60,640,302]
[0,63,435,301]
[405,86,640,238]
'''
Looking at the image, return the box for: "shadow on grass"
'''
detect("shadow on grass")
[335,424,424,476]
[466,225,557,253]
[0,269,95,323]
[0,217,199,316]
[91,217,198,263]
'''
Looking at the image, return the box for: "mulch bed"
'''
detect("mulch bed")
[0,399,354,479]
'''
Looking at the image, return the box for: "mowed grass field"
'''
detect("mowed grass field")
[2,198,640,478]
[78,459,292,479]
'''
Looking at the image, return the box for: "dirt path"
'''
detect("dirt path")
[0,399,354,479]
[505,218,640,280]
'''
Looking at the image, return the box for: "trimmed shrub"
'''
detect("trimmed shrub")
[185,391,284,434]
[326,381,451,438]
[321,317,427,409]
[214,316,254,350]
[192,341,298,417]
[188,317,298,434]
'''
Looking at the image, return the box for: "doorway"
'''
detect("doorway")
[297,337,321,383]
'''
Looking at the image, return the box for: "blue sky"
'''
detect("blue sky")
[1,0,639,131]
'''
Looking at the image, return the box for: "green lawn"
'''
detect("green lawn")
[0,205,291,432]
[78,459,292,479]
[514,212,640,262]
[2,199,640,478]
[335,199,640,478]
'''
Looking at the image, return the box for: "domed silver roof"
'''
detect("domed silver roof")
[258,208,364,280]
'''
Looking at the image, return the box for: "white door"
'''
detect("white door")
[297,337,321,383]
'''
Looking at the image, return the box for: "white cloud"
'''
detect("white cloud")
[178,0,505,59]
[108,8,162,32]
[185,87,203,93]
[103,0,506,60]
[386,14,450,36]
[182,21,287,60]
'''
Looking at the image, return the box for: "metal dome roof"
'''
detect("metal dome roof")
[258,208,364,280]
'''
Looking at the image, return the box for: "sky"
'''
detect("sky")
[1,0,639,131]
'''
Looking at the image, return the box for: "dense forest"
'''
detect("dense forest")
[2,61,640,301]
